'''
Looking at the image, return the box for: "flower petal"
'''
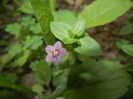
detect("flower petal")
[53,56,61,64]
[59,48,67,56]
[54,41,62,49]
[45,45,54,54]
[45,55,53,62]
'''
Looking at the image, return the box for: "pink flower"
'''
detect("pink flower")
[45,41,67,64]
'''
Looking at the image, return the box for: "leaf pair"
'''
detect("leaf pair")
[50,19,85,44]
[51,21,102,56]
[63,60,131,99]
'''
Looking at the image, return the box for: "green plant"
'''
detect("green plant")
[1,0,133,99]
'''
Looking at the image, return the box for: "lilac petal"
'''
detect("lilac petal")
[45,45,54,54]
[45,55,53,62]
[54,41,62,49]
[53,56,61,64]
[59,48,67,57]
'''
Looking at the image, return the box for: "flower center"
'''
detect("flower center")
[51,49,59,57]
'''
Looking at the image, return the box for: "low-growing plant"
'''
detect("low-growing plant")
[0,0,133,99]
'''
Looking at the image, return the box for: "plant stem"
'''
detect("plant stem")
[49,0,55,12]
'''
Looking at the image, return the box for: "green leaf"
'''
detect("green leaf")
[78,54,92,62]
[29,0,55,44]
[20,16,35,27]
[20,0,33,14]
[52,67,68,93]
[80,0,133,28]
[8,43,22,57]
[116,39,130,49]
[0,54,14,67]
[67,52,76,65]
[63,60,131,99]
[121,82,133,99]
[14,50,31,67]
[29,0,53,34]
[5,23,21,35]
[24,35,43,50]
[0,73,35,94]
[50,22,72,41]
[120,22,133,35]
[124,64,133,72]
[53,10,77,25]
[121,44,133,56]
[72,19,85,37]
[31,36,43,50]
[63,38,77,44]
[30,60,51,86]
[29,23,41,34]
[32,84,44,94]
[74,36,102,56]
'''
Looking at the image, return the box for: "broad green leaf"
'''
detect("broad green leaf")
[53,10,77,25]
[78,54,92,62]
[0,73,35,94]
[61,52,76,65]
[29,0,53,34]
[0,54,14,67]
[5,23,21,36]
[67,52,76,65]
[116,39,130,49]
[74,36,102,56]
[72,19,85,37]
[63,60,131,99]
[50,22,72,41]
[30,60,51,86]
[20,0,33,14]
[31,36,43,50]
[63,38,77,44]
[24,35,43,50]
[20,16,35,27]
[80,0,133,28]
[29,0,55,44]
[53,72,68,93]
[29,23,41,34]
[32,84,44,94]
[121,82,133,99]
[8,43,22,57]
[121,44,133,56]
[52,67,68,93]
[79,72,93,81]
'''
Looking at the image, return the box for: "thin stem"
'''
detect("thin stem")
[49,0,55,12]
